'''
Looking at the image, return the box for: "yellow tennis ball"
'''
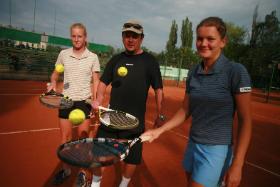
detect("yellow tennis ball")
[117,66,128,77]
[55,64,64,73]
[68,109,85,125]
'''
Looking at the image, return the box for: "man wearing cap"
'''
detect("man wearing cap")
[91,19,164,187]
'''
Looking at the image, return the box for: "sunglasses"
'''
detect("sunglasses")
[122,32,141,39]
[123,23,143,30]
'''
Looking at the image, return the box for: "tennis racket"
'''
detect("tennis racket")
[57,136,150,168]
[96,106,139,130]
[39,89,75,109]
[40,89,139,129]
[39,89,91,109]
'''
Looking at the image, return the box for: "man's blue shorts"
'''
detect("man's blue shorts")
[183,140,233,187]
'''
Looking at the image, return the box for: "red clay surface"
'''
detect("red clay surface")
[0,80,279,187]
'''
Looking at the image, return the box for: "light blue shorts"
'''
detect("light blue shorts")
[183,140,232,187]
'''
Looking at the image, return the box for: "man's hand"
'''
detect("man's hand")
[91,100,100,110]
[90,100,100,125]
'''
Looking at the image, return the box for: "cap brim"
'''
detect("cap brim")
[122,27,142,34]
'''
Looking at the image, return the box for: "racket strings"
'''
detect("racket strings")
[41,96,60,105]
[60,143,93,164]
[101,112,138,128]
[40,95,72,108]
[58,140,128,167]
[91,142,121,165]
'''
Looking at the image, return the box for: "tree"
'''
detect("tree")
[223,22,248,62]
[165,20,178,67]
[181,17,193,49]
[250,4,259,48]
[180,17,195,70]
[166,20,178,51]
[247,10,280,89]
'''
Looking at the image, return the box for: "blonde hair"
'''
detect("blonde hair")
[70,23,87,36]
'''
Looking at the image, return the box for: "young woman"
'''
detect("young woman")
[142,17,252,187]
[49,23,100,186]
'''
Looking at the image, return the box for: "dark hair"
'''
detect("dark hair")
[196,17,227,38]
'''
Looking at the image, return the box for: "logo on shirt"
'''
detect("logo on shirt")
[240,87,251,93]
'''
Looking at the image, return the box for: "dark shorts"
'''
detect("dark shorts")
[58,100,91,119]
[96,126,143,165]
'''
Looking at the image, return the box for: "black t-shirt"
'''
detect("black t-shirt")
[100,51,163,132]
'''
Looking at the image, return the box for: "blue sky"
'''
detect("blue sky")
[0,0,279,52]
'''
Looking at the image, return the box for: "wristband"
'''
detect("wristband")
[158,114,166,121]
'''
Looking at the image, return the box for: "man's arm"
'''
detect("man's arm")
[92,81,107,109]
[142,93,190,142]
[154,88,164,127]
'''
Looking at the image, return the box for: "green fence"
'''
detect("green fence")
[0,27,41,43]
[0,26,111,53]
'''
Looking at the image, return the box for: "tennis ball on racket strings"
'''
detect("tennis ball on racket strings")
[55,64,64,73]
[117,66,128,77]
[68,109,86,125]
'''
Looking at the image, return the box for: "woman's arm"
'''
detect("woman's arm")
[224,92,252,187]
[142,93,191,142]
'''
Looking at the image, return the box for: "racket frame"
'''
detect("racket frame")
[57,137,145,168]
[98,106,139,130]
[39,89,74,109]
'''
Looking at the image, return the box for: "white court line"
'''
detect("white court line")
[246,161,280,178]
[163,124,280,179]
[169,130,189,140]
[1,121,280,178]
[0,124,98,135]
[0,127,60,135]
[0,93,40,96]
[146,119,189,140]
[0,88,45,91]
[0,88,45,96]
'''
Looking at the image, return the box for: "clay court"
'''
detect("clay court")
[0,80,279,187]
